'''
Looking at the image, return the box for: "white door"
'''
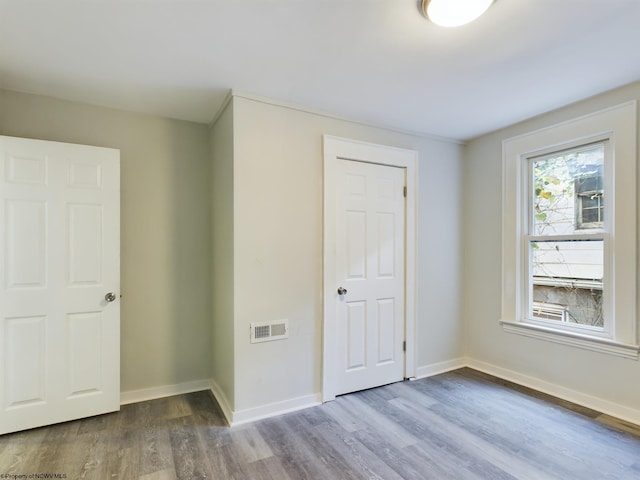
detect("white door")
[0,135,120,435]
[334,159,406,396]
[335,159,405,395]
[323,136,417,402]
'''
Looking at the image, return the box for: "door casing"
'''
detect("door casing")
[322,135,417,402]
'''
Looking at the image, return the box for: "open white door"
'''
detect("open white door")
[323,136,417,402]
[0,135,120,434]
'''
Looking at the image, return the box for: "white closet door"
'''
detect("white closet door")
[334,159,406,395]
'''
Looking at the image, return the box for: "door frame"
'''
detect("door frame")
[322,135,417,402]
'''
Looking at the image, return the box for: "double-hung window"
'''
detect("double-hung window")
[501,102,638,358]
[528,143,607,331]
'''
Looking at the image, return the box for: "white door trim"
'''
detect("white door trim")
[322,135,417,402]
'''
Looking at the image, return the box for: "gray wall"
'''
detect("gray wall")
[210,100,235,408]
[229,95,464,413]
[0,89,213,393]
[0,87,464,412]
[463,80,640,411]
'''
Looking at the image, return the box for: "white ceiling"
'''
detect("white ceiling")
[2,0,640,140]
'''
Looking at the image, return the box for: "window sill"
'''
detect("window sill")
[499,320,639,360]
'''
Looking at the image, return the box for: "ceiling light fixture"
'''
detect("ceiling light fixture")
[422,0,494,27]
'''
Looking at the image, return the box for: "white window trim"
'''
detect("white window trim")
[501,101,639,359]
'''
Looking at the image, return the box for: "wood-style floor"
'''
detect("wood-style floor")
[1,368,639,479]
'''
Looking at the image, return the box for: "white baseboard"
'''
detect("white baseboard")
[120,377,319,426]
[230,393,322,426]
[120,379,213,405]
[120,359,640,428]
[466,358,640,426]
[415,358,467,379]
[209,378,234,426]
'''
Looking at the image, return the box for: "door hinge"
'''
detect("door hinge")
[402,340,406,352]
[403,186,407,197]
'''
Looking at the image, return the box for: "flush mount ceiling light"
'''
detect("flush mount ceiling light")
[422,0,494,27]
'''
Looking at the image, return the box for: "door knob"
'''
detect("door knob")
[105,292,117,302]
[337,287,348,296]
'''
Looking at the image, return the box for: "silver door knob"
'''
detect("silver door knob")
[105,292,117,302]
[337,287,348,296]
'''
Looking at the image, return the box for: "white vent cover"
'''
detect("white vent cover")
[250,319,289,343]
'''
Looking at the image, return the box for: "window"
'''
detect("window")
[501,102,638,359]
[529,143,605,330]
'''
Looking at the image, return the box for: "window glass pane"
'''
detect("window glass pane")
[582,196,600,209]
[532,145,604,235]
[581,201,602,223]
[530,239,603,327]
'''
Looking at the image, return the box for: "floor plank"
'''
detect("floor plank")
[1,369,639,479]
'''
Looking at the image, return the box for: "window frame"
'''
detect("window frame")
[501,102,638,359]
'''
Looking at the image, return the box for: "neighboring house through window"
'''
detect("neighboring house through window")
[575,167,604,230]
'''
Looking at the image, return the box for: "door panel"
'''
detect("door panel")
[334,159,405,395]
[346,211,366,279]
[5,200,47,288]
[346,301,367,370]
[68,204,103,285]
[67,311,103,396]
[377,298,395,364]
[6,153,47,185]
[0,135,120,434]
[377,213,395,277]
[5,315,47,407]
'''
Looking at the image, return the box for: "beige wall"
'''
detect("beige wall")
[210,100,235,407]
[463,81,640,411]
[230,95,464,413]
[0,89,213,393]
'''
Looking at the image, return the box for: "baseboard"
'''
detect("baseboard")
[230,393,322,426]
[466,358,640,426]
[415,358,467,379]
[120,377,319,426]
[209,378,234,426]
[120,379,213,405]
[119,358,640,428]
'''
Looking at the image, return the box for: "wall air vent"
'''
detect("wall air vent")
[250,319,289,343]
